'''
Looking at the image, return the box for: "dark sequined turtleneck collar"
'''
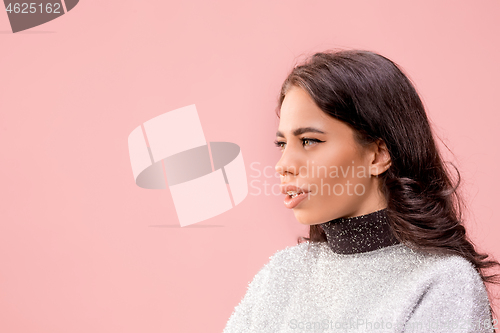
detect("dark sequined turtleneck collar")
[319,208,399,255]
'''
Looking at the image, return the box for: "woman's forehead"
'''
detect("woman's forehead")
[279,88,338,128]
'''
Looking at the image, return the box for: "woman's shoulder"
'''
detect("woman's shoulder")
[258,241,326,276]
[398,245,483,279]
[380,244,488,298]
[265,241,484,281]
[266,241,328,264]
[277,242,482,280]
[265,241,311,267]
[401,249,493,331]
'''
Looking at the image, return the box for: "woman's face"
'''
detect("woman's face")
[274,85,389,225]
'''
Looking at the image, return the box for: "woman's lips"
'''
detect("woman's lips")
[283,191,310,209]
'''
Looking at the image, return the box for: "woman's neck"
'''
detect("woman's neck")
[319,208,399,254]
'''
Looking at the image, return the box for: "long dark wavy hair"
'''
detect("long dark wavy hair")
[275,49,500,311]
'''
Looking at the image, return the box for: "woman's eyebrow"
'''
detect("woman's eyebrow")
[276,127,326,138]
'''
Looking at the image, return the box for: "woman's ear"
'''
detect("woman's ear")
[369,139,392,177]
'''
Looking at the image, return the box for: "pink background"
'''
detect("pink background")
[1,1,499,332]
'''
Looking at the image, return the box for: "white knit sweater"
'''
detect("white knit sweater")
[223,241,494,333]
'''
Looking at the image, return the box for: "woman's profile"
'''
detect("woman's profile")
[223,49,499,333]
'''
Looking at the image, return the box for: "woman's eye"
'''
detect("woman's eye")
[302,138,318,146]
[273,140,285,150]
[273,138,323,150]
[301,138,324,147]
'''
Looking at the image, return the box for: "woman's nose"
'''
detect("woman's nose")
[275,153,299,178]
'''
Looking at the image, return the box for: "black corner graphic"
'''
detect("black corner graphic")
[3,0,79,33]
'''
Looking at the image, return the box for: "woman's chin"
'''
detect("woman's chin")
[293,212,324,226]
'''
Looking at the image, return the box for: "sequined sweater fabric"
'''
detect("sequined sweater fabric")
[223,209,494,333]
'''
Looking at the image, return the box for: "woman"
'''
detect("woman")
[223,50,499,332]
